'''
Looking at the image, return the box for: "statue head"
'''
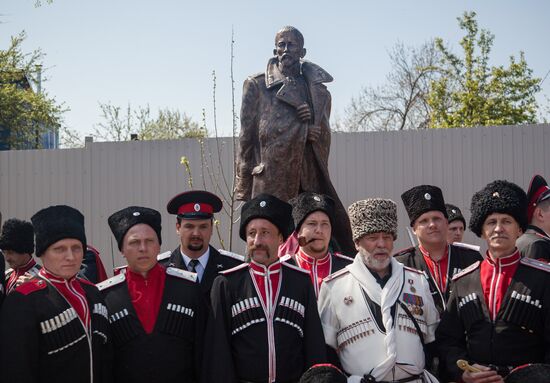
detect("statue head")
[273,26,306,70]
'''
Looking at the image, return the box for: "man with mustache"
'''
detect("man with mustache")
[204,193,326,383]
[98,206,205,383]
[284,192,353,297]
[395,185,482,314]
[437,180,550,383]
[235,25,355,255]
[318,198,439,382]
[516,174,550,261]
[160,190,243,301]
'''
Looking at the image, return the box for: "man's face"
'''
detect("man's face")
[413,211,448,247]
[447,220,465,244]
[355,232,394,273]
[3,249,32,269]
[122,224,160,275]
[41,238,84,280]
[246,218,283,266]
[176,218,213,256]
[274,31,305,68]
[481,213,522,257]
[297,211,331,257]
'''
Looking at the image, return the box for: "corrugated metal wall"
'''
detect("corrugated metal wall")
[1,124,548,274]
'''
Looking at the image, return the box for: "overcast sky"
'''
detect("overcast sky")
[2,0,549,139]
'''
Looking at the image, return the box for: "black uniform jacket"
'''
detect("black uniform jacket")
[0,276,112,383]
[98,266,206,383]
[394,244,483,314]
[204,261,327,383]
[0,251,5,306]
[517,225,550,261]
[436,258,550,381]
[159,245,243,300]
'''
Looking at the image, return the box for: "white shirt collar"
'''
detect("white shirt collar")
[180,246,210,269]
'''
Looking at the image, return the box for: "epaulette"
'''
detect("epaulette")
[334,252,354,262]
[452,242,481,252]
[279,254,292,262]
[281,260,310,274]
[323,267,350,283]
[403,265,424,275]
[166,267,198,283]
[157,251,171,261]
[113,265,127,276]
[220,262,249,275]
[520,257,550,272]
[96,273,126,291]
[452,261,481,281]
[15,278,47,296]
[394,247,416,257]
[218,249,245,262]
[5,268,13,277]
[534,232,550,242]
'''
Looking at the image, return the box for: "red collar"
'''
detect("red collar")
[485,249,521,267]
[39,268,77,283]
[126,262,164,282]
[250,259,282,275]
[419,244,449,262]
[296,249,330,265]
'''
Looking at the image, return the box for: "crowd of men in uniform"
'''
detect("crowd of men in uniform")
[0,174,550,383]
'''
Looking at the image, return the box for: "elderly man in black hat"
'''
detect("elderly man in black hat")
[516,174,550,261]
[161,190,243,300]
[98,206,206,383]
[0,205,112,383]
[445,204,467,245]
[437,180,550,383]
[318,198,439,383]
[285,192,353,297]
[204,193,326,383]
[0,218,41,293]
[395,185,482,315]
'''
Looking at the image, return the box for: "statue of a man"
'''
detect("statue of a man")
[236,26,354,255]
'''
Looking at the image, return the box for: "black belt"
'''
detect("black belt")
[362,374,422,383]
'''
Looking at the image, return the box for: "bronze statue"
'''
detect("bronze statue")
[236,26,355,255]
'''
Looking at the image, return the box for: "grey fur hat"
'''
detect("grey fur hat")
[347,198,397,241]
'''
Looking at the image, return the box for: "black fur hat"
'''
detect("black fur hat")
[0,218,34,254]
[299,364,347,383]
[401,185,447,226]
[108,206,162,251]
[239,193,293,241]
[469,180,528,237]
[445,203,466,227]
[290,192,335,232]
[31,205,86,257]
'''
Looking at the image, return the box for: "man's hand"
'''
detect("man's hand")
[307,125,321,142]
[296,103,312,122]
[462,364,504,383]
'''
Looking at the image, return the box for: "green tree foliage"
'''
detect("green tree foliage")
[428,11,541,128]
[0,32,65,149]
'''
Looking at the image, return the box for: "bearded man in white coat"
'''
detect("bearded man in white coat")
[318,198,440,383]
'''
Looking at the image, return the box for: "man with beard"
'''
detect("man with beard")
[318,198,439,383]
[437,180,550,382]
[395,185,482,314]
[160,190,243,300]
[0,218,41,293]
[0,205,112,383]
[204,193,326,383]
[516,174,550,261]
[235,25,355,255]
[284,192,352,297]
[98,206,205,383]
